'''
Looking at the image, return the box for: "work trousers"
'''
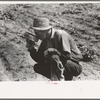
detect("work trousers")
[34,55,82,81]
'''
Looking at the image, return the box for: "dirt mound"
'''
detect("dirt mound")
[0,18,49,81]
[0,3,100,81]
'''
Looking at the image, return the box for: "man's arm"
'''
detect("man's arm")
[28,47,39,63]
[68,35,83,61]
[26,38,40,62]
[58,30,83,61]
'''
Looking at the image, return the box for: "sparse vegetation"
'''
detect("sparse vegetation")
[0,3,100,81]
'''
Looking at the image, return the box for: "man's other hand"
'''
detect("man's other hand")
[44,48,61,59]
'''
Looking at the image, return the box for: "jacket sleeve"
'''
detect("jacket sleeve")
[28,48,39,62]
[59,30,83,61]
[68,35,83,61]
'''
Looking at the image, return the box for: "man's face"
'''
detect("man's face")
[34,29,50,40]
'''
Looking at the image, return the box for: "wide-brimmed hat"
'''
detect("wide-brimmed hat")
[32,17,52,30]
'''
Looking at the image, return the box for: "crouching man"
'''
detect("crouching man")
[27,17,83,81]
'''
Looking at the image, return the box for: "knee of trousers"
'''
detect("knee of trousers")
[64,60,82,76]
[33,63,43,72]
[33,64,38,72]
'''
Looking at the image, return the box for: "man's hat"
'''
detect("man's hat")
[32,17,52,30]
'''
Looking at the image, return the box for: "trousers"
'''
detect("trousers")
[34,55,82,81]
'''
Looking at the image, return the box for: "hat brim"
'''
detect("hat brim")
[32,26,52,30]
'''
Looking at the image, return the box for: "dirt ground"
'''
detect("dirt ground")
[0,3,100,81]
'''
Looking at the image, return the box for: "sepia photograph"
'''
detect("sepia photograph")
[0,1,100,99]
[0,2,100,81]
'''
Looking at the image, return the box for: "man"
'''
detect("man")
[27,17,83,81]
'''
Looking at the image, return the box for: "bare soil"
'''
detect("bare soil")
[0,3,100,81]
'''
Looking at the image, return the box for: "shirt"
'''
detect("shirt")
[29,28,82,63]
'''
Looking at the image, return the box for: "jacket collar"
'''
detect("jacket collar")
[51,28,55,39]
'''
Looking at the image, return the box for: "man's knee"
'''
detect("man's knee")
[74,66,82,76]
[34,63,47,72]
[34,64,39,72]
[64,60,82,76]
[33,63,51,78]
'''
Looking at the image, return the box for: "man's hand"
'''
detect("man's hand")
[24,32,39,42]
[50,55,65,81]
[26,39,40,53]
[44,48,61,59]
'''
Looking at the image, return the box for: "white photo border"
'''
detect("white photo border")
[0,1,100,99]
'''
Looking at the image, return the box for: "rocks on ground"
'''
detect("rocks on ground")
[0,4,100,81]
